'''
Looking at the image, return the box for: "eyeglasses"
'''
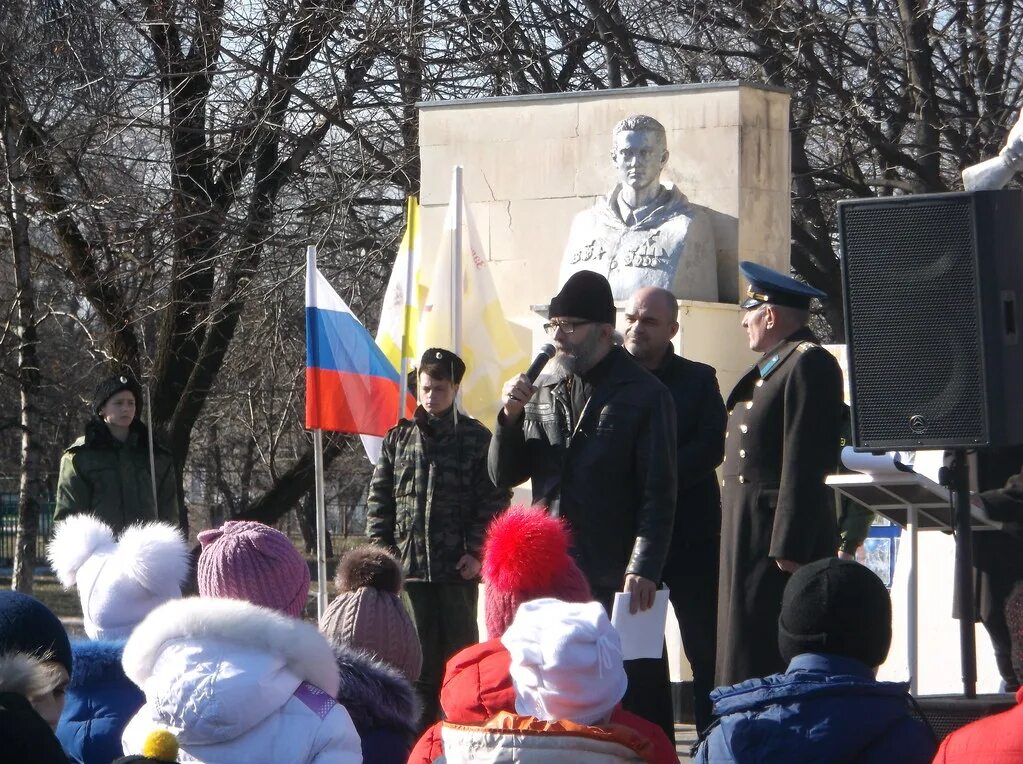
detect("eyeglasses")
[543,320,592,337]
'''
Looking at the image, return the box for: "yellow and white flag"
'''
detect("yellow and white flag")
[418,176,528,420]
[362,198,422,464]
[375,197,423,372]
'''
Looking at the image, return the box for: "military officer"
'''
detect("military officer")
[716,261,844,687]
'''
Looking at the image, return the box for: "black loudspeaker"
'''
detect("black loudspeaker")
[912,694,1016,741]
[838,190,1023,450]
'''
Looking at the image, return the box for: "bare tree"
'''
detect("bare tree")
[1,0,1021,560]
[1,110,43,591]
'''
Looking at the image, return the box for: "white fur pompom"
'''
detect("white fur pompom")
[117,522,190,597]
[47,515,116,587]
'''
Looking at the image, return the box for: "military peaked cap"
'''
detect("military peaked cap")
[739,260,827,310]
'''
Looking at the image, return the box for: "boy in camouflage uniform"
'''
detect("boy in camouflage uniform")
[367,348,510,726]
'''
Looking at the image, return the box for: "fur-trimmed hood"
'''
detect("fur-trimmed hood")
[123,596,339,696]
[334,643,418,738]
[0,652,57,698]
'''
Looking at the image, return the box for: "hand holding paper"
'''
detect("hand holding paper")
[611,587,671,660]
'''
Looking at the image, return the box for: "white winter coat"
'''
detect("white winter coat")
[120,596,362,763]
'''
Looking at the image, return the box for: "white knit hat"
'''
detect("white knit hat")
[500,597,627,726]
[47,515,189,640]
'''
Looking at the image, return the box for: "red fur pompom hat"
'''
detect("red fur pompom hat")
[481,505,592,638]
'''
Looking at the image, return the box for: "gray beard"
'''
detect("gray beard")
[548,352,579,377]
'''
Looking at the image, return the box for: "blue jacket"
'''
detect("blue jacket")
[56,640,144,764]
[694,654,935,763]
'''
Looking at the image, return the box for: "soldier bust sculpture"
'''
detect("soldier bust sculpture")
[560,114,718,301]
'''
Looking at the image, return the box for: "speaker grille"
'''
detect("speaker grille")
[841,197,985,447]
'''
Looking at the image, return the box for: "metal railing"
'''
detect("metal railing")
[0,494,56,566]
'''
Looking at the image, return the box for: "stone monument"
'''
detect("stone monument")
[560,114,717,301]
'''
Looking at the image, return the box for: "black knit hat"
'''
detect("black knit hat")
[92,372,143,415]
[0,592,72,677]
[549,271,616,325]
[778,558,892,668]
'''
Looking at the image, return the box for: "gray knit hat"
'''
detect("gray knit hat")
[319,545,422,681]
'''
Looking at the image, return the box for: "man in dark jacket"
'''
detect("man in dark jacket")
[717,262,843,687]
[489,270,678,739]
[623,286,725,736]
[54,373,179,532]
[694,558,935,763]
[962,447,1023,690]
[368,348,511,726]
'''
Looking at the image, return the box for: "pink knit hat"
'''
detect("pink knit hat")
[482,505,592,638]
[197,521,310,618]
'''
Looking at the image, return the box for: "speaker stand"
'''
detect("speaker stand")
[948,449,978,698]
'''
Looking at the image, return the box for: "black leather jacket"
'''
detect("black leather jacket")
[488,346,678,589]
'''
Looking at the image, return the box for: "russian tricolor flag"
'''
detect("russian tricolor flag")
[305,248,415,435]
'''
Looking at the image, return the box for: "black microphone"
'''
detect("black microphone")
[524,343,556,383]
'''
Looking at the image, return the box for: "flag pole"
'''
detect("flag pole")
[451,167,463,423]
[308,244,329,620]
[313,427,328,619]
[451,166,463,357]
[397,197,417,423]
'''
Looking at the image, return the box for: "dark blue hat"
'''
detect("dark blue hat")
[0,591,72,676]
[739,261,827,310]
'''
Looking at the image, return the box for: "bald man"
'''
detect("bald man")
[624,286,727,736]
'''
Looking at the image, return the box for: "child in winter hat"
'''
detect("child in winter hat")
[0,652,73,763]
[197,520,310,617]
[481,504,592,638]
[0,591,72,731]
[47,516,188,764]
[501,597,628,726]
[320,544,422,681]
[0,591,72,679]
[48,515,189,640]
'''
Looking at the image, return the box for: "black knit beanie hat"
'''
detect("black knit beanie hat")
[0,591,72,677]
[92,372,143,415]
[778,557,892,668]
[549,271,616,325]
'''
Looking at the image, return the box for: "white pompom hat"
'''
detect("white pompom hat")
[47,515,189,640]
[501,597,627,726]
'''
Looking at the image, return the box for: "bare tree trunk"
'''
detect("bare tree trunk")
[298,490,333,557]
[3,120,42,593]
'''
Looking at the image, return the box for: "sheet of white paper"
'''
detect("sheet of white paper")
[840,447,909,476]
[610,588,671,660]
